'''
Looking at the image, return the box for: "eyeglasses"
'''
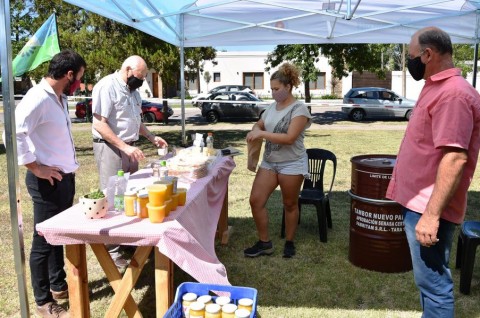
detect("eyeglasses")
[130,68,147,80]
[408,49,425,60]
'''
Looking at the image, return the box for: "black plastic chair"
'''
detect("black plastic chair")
[281,148,337,242]
[455,220,480,294]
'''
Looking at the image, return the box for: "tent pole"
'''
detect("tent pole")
[180,14,186,146]
[0,0,30,316]
[473,43,478,88]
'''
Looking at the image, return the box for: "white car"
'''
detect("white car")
[192,85,255,106]
[342,87,416,121]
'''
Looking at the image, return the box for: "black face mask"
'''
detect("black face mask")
[127,75,144,91]
[407,56,426,81]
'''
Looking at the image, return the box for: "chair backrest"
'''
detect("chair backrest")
[303,148,337,195]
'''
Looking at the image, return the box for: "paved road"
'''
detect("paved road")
[1,102,408,131]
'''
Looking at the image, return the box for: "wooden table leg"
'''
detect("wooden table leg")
[216,185,233,245]
[65,244,90,318]
[104,246,153,317]
[155,248,174,317]
[90,244,142,318]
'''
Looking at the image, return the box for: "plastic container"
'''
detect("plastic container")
[160,160,169,179]
[113,169,127,212]
[163,282,257,318]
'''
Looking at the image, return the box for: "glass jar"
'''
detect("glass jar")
[182,292,197,318]
[197,295,213,305]
[221,303,237,318]
[234,308,250,318]
[189,301,205,318]
[205,303,221,318]
[237,298,253,312]
[215,296,231,307]
[123,191,137,216]
[136,190,149,218]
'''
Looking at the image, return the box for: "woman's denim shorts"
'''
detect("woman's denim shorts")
[259,155,309,178]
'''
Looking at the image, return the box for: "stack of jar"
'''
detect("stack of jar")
[120,164,187,222]
[182,292,254,318]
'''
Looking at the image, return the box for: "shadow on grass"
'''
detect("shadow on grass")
[80,190,480,317]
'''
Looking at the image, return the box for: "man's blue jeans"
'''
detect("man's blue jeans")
[403,208,457,318]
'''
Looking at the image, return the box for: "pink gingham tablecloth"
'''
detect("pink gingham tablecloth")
[36,156,236,286]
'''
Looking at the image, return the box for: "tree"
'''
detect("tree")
[266,44,321,103]
[11,0,216,97]
[185,47,216,93]
[266,44,388,102]
[453,44,475,77]
[203,71,212,91]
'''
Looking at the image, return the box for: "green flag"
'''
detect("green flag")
[12,13,60,77]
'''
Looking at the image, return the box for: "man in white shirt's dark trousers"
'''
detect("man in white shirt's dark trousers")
[14,50,86,318]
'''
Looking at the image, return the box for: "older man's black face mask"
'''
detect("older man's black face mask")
[407,56,426,81]
[127,75,144,91]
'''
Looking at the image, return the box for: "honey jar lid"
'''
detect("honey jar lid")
[182,292,197,301]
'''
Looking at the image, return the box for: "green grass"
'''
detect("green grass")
[1,123,480,317]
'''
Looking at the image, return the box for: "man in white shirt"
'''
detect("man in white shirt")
[92,55,167,268]
[15,50,86,318]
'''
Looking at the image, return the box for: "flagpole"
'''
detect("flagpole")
[0,0,31,316]
[53,11,61,50]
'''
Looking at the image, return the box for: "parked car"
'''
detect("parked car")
[192,85,255,106]
[75,98,174,123]
[342,87,416,121]
[199,91,268,123]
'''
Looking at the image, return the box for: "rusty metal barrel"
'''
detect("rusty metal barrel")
[348,154,412,273]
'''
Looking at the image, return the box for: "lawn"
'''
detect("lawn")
[1,122,479,318]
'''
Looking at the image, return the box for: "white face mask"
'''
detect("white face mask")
[272,87,290,103]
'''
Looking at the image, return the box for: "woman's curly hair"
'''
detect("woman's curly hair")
[270,62,301,90]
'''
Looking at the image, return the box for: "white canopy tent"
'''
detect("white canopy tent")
[2,1,480,316]
[62,0,480,46]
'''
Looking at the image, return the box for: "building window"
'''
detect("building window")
[243,72,264,89]
[309,72,326,89]
[214,72,221,82]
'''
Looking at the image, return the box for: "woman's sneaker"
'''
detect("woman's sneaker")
[244,240,274,257]
[283,241,296,258]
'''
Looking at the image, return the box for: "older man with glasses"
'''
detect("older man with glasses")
[387,27,480,317]
[91,55,168,268]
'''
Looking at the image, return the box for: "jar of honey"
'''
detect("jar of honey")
[123,191,137,216]
[197,295,213,306]
[234,308,250,318]
[205,303,221,318]
[182,292,197,318]
[136,190,149,218]
[237,298,253,312]
[221,303,237,318]
[189,301,205,318]
[215,296,231,307]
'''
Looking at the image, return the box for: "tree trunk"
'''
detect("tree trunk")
[304,81,311,103]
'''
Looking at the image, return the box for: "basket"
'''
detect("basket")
[163,282,258,318]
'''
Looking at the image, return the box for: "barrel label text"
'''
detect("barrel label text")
[353,207,404,232]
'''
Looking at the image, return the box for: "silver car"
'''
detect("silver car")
[342,87,416,121]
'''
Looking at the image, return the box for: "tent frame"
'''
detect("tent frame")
[3,1,480,316]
